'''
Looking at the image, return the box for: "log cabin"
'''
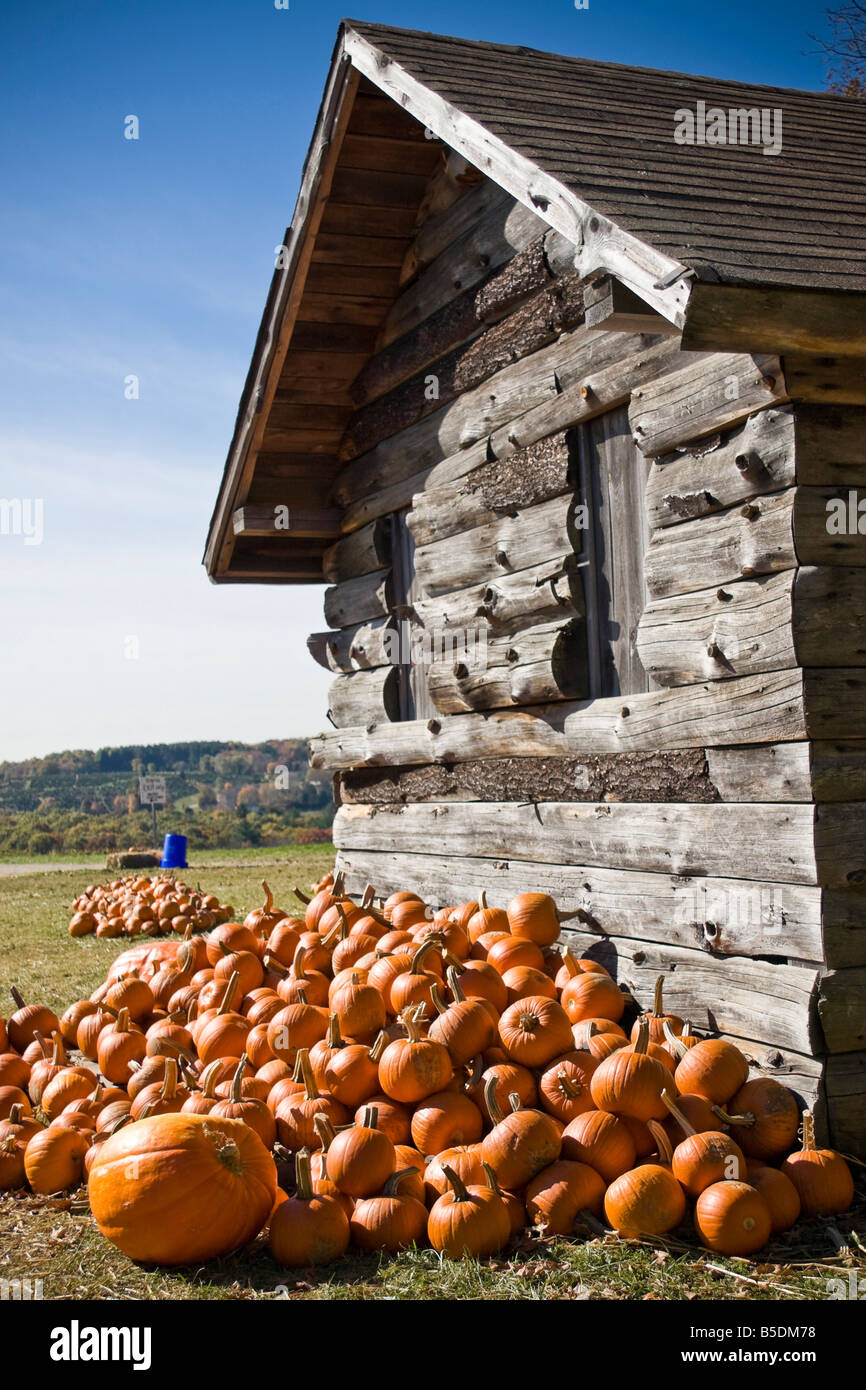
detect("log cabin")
[205,21,866,1153]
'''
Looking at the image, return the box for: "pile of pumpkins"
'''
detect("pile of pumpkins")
[1,872,856,1267]
[68,874,236,938]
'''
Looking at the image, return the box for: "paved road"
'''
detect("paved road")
[0,861,100,877]
[0,858,293,878]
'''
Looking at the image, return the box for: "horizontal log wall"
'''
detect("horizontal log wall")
[425,618,588,713]
[637,568,866,685]
[338,742,866,812]
[301,156,866,1143]
[308,616,396,673]
[334,800,866,890]
[337,850,866,1145]
[413,554,583,637]
[316,177,691,738]
[327,665,401,728]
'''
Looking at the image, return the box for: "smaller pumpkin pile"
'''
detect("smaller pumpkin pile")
[68,873,237,938]
[2,872,856,1267]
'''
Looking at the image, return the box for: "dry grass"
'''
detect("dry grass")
[1,853,863,1301]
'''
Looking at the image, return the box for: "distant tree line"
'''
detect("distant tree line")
[0,739,333,855]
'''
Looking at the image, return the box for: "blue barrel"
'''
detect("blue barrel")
[160,834,188,869]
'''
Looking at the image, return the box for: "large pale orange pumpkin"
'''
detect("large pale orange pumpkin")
[88,1113,276,1265]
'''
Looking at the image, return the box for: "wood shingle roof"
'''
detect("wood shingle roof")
[346,19,866,293]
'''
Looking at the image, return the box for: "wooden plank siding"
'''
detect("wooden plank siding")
[260,126,866,1148]
[198,25,866,1151]
[333,800,866,890]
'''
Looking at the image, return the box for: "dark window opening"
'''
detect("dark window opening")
[575,406,655,697]
[390,511,437,721]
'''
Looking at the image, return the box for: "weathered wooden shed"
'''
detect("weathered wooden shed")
[205,21,866,1152]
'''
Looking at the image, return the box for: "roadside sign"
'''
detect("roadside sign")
[139,776,167,806]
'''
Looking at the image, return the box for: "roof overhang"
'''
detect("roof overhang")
[205,21,866,584]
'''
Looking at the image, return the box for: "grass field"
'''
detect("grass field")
[0,843,331,869]
[1,853,863,1302]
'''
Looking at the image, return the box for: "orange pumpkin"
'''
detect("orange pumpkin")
[378,1013,453,1104]
[590,1018,670,1122]
[694,1180,772,1255]
[560,971,625,1026]
[427,1162,511,1258]
[89,1113,277,1264]
[24,1126,89,1194]
[781,1111,854,1217]
[506,892,561,947]
[525,1159,606,1234]
[497,996,572,1068]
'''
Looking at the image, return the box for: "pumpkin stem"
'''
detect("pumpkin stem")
[217,971,240,1015]
[648,1120,674,1165]
[199,1059,224,1099]
[361,882,375,909]
[293,886,311,906]
[507,1091,523,1114]
[362,1029,386,1065]
[482,1161,504,1197]
[466,1053,483,1091]
[333,870,346,897]
[400,1010,421,1044]
[560,948,581,980]
[632,1016,650,1056]
[203,1122,244,1176]
[516,1007,541,1036]
[483,1074,505,1126]
[324,911,347,948]
[230,1054,248,1103]
[115,1007,131,1033]
[429,982,448,1016]
[384,1168,417,1196]
[291,944,308,981]
[802,1110,816,1151]
[313,1113,336,1152]
[652,974,665,1019]
[10,986,25,1010]
[261,881,274,915]
[327,1012,343,1049]
[556,1069,581,1100]
[160,1057,179,1100]
[33,1030,50,1059]
[294,1147,314,1200]
[149,1035,197,1066]
[363,903,391,929]
[179,1059,199,1091]
[575,1020,597,1048]
[362,1105,379,1131]
[296,985,309,1006]
[410,937,440,975]
[296,1048,318,1100]
[478,889,488,910]
[661,1018,687,1059]
[442,1163,470,1202]
[7,1103,23,1125]
[712,1105,755,1129]
[446,965,466,1006]
[661,1088,696,1137]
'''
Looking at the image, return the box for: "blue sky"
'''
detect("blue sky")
[0,0,837,760]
